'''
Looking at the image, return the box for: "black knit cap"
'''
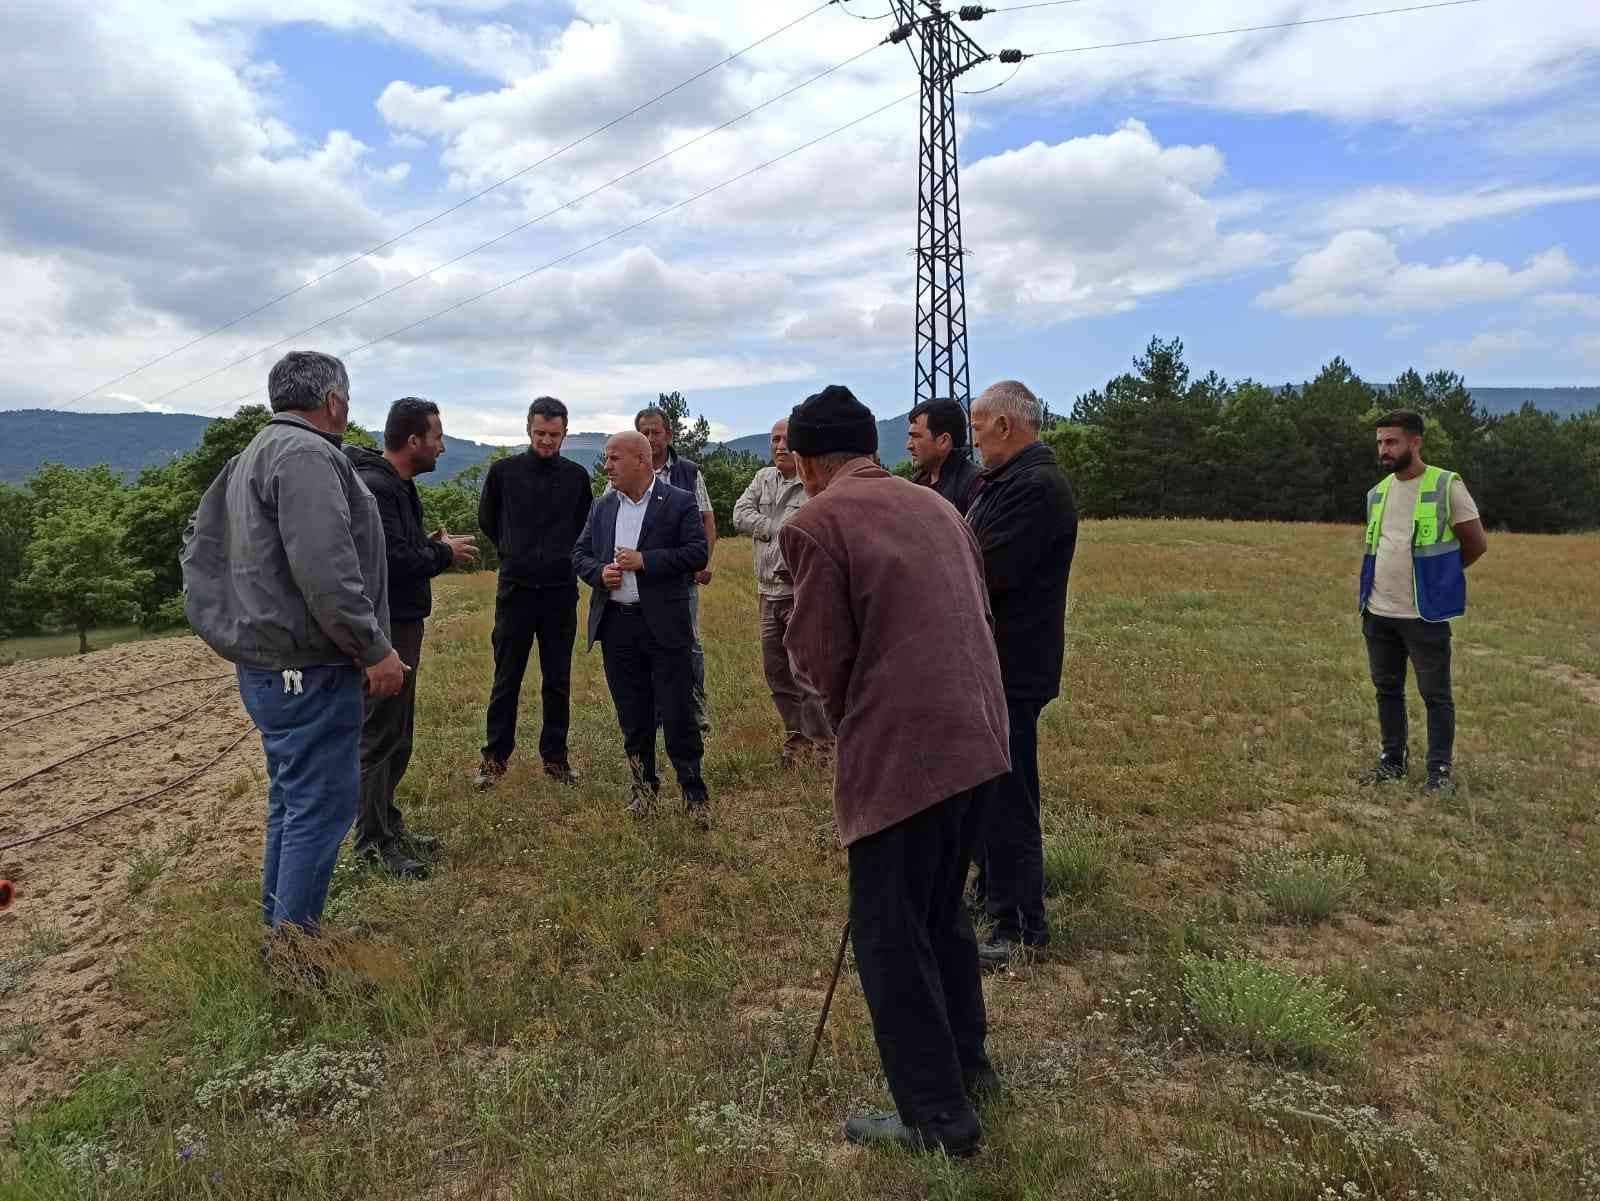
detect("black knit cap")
[787,384,878,457]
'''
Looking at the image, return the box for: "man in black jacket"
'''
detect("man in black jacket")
[475,396,594,789]
[573,431,712,827]
[966,380,1079,970]
[347,397,478,878]
[907,399,982,516]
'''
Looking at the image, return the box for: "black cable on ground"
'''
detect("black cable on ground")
[0,722,257,854]
[0,674,233,736]
[0,682,237,795]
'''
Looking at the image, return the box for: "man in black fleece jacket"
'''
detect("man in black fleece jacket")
[965,380,1079,971]
[347,398,478,878]
[475,396,594,788]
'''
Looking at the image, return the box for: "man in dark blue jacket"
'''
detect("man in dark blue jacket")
[475,396,594,789]
[573,431,712,826]
[347,398,477,878]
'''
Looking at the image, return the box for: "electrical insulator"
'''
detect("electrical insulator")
[888,22,915,44]
[958,5,987,18]
[998,48,1023,64]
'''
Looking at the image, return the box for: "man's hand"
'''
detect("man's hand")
[695,569,713,586]
[434,528,479,566]
[615,547,644,572]
[601,564,625,589]
[365,650,410,698]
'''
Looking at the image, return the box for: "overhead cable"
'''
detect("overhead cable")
[57,0,845,409]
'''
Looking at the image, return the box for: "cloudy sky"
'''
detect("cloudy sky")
[3,0,1596,442]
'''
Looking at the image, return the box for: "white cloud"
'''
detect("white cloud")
[1259,231,1577,316]
[1537,292,1600,320]
[1427,329,1539,367]
[1317,184,1600,235]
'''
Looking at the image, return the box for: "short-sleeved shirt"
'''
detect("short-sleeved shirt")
[1367,472,1479,620]
[656,459,712,514]
[610,489,652,604]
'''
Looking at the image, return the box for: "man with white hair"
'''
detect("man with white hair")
[966,379,1079,971]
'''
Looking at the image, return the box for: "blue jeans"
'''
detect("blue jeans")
[237,665,364,934]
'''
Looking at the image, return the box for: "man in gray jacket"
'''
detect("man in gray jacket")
[731,418,832,767]
[182,350,406,946]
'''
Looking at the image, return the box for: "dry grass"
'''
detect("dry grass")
[4,519,1598,1199]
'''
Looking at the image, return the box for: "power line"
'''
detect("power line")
[173,37,891,414]
[201,91,915,413]
[1028,0,1484,56]
[982,1,1092,11]
[57,0,845,410]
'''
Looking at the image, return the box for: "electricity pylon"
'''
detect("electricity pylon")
[888,2,1012,434]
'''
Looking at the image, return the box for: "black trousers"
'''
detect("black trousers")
[849,787,992,1126]
[1363,613,1454,771]
[598,604,706,800]
[483,580,578,766]
[975,698,1049,945]
[357,619,425,853]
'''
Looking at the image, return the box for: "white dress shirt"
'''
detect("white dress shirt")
[611,486,652,604]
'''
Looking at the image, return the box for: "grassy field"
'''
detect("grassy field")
[0,626,181,664]
[4,519,1598,1199]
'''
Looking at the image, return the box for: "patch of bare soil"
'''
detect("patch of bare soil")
[0,637,264,1130]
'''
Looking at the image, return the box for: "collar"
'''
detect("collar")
[271,411,344,448]
[978,440,1050,483]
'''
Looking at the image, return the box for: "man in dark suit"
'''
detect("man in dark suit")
[573,431,712,827]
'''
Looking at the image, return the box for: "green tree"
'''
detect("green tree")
[1295,358,1381,522]
[653,390,711,460]
[1042,422,1112,517]
[20,507,153,653]
[120,460,193,626]
[0,483,36,637]
[1472,404,1599,532]
[699,447,764,536]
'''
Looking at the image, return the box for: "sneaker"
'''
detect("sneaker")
[472,758,506,791]
[1359,755,1407,785]
[977,936,1045,973]
[842,1108,981,1157]
[1424,766,1456,795]
[403,831,443,857]
[542,760,580,787]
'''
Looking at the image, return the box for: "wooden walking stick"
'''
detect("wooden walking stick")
[805,919,852,1074]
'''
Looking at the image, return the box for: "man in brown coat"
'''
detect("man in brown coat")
[780,384,1011,1157]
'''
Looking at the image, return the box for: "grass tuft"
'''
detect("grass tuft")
[1042,807,1119,899]
[1242,847,1367,923]
[1181,952,1370,1066]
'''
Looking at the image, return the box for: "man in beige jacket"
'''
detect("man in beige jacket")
[732,418,832,766]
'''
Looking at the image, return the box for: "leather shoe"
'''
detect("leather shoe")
[543,760,580,787]
[842,1108,981,1157]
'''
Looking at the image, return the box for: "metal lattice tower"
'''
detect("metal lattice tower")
[888,2,994,432]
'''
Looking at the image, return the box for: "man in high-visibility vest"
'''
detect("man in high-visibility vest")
[1358,409,1488,793]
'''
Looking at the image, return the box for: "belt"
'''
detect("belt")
[607,600,643,613]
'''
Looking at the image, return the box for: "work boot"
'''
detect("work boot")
[842,1108,981,1157]
[1424,765,1456,795]
[472,758,507,791]
[1359,754,1407,785]
[543,760,580,787]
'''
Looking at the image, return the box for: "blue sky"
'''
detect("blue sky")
[1,0,1596,441]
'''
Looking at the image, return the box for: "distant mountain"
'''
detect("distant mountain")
[0,409,609,485]
[717,411,914,468]
[3,386,1595,485]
